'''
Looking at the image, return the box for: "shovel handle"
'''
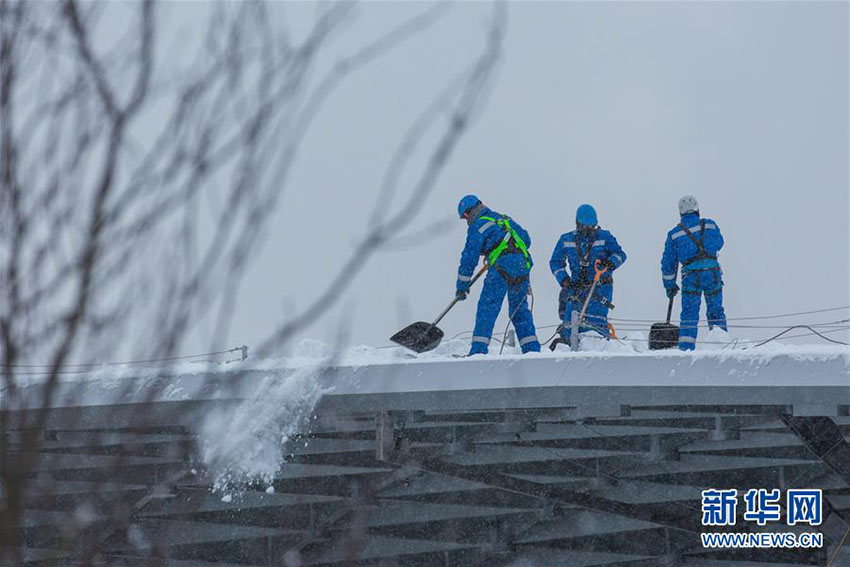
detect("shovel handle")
[576,259,609,327]
[432,263,489,326]
[665,267,678,324]
[666,294,675,324]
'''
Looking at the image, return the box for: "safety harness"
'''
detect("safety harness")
[558,287,614,320]
[480,216,530,268]
[556,229,616,319]
[575,228,613,287]
[678,219,721,296]
[678,219,717,268]
[479,215,531,286]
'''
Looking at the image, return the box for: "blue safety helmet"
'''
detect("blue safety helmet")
[458,194,481,219]
[576,204,597,227]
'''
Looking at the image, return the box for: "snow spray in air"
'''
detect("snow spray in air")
[198,363,328,492]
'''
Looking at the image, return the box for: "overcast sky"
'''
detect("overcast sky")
[187,1,849,353]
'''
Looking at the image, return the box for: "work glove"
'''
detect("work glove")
[601,259,616,272]
[456,289,468,301]
[666,284,679,299]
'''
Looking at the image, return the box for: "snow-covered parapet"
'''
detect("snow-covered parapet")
[317,342,849,415]
[5,338,847,490]
[7,338,848,412]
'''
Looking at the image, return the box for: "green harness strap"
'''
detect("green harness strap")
[479,215,530,269]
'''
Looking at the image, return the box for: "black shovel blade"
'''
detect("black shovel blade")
[390,321,444,353]
[649,322,679,350]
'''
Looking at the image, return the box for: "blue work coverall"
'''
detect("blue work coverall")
[456,208,540,355]
[549,228,626,341]
[661,212,728,350]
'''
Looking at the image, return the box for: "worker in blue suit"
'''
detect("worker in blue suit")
[456,195,540,356]
[661,195,727,351]
[549,204,626,345]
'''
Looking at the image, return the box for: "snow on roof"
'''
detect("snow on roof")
[5,334,847,488]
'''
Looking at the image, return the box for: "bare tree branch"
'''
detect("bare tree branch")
[0,2,505,563]
[257,4,505,354]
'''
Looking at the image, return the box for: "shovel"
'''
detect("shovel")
[649,294,680,350]
[390,263,489,353]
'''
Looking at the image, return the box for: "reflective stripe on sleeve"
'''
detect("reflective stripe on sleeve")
[457,274,472,282]
[519,335,539,347]
[593,240,606,247]
[563,241,576,248]
[478,221,495,233]
[471,336,491,345]
[662,273,677,280]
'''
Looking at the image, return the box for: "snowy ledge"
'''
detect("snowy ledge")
[7,342,849,417]
[315,346,850,415]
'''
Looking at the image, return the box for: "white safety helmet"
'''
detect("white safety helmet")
[678,195,699,216]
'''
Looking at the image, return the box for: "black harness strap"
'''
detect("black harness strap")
[679,219,717,267]
[577,228,597,284]
[681,263,723,295]
[492,263,529,287]
[679,219,706,253]
[576,276,613,289]
[561,288,615,309]
[593,294,615,309]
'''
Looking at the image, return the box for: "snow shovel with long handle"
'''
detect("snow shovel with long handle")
[649,294,680,350]
[390,263,489,353]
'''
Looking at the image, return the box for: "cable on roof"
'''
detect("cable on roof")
[751,326,850,347]
[1,346,248,372]
[608,305,850,324]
